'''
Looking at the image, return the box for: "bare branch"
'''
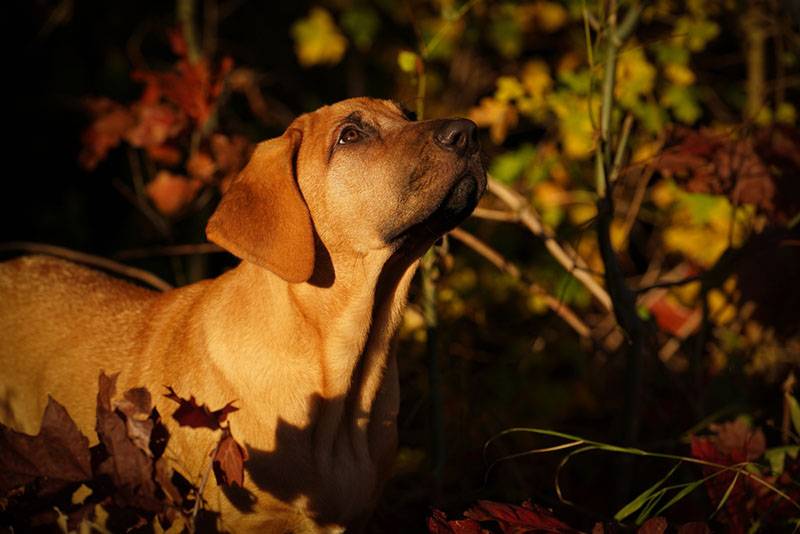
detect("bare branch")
[449,227,592,339]
[487,177,613,312]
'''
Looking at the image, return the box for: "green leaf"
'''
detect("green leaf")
[340,6,380,51]
[662,84,702,124]
[397,50,418,73]
[615,462,681,521]
[764,446,799,476]
[488,7,522,58]
[489,144,537,184]
[652,42,690,65]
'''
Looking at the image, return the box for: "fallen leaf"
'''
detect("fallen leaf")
[427,509,484,534]
[464,499,576,532]
[164,386,238,430]
[95,372,161,511]
[0,397,92,496]
[212,429,249,487]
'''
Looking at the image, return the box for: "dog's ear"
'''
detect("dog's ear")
[206,127,315,283]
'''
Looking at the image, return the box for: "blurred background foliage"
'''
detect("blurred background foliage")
[5,0,800,531]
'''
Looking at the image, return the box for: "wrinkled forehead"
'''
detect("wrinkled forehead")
[303,98,411,133]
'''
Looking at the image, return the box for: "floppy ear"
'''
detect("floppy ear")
[206,128,315,283]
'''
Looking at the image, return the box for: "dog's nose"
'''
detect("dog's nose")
[434,118,478,156]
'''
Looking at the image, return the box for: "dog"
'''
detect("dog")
[0,97,486,532]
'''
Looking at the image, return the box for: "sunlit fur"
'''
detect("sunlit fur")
[0,98,485,533]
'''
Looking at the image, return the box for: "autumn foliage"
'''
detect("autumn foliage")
[6,0,800,532]
[0,373,245,532]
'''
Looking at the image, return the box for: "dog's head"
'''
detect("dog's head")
[206,97,486,283]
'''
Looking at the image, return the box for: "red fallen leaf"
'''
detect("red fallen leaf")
[464,500,576,533]
[637,517,667,534]
[212,428,249,487]
[690,419,768,534]
[708,419,765,462]
[95,372,162,511]
[0,396,92,496]
[428,509,484,534]
[164,386,239,430]
[79,98,136,170]
[146,171,203,216]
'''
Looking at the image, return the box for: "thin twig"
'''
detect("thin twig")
[487,177,613,312]
[0,242,173,291]
[471,207,520,223]
[618,160,657,244]
[449,228,591,339]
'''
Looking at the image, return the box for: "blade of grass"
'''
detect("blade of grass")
[615,462,681,521]
[711,471,740,520]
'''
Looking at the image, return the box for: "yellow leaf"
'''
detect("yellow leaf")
[548,92,597,158]
[664,63,696,86]
[527,293,550,315]
[397,50,418,73]
[469,97,519,144]
[615,46,656,108]
[532,1,569,32]
[521,60,553,99]
[631,141,661,165]
[292,8,348,67]
[568,203,597,226]
[610,219,628,252]
[495,76,526,103]
[776,102,797,125]
[650,179,679,209]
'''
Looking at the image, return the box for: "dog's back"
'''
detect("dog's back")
[0,255,158,434]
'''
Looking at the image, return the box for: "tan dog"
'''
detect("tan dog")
[0,98,485,533]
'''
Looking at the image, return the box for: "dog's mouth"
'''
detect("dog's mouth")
[388,161,487,246]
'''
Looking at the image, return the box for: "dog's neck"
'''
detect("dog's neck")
[203,243,421,470]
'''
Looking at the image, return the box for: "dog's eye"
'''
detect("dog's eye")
[338,126,364,145]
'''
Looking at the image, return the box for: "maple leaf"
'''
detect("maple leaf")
[164,386,238,430]
[0,397,92,496]
[212,428,249,487]
[464,499,576,533]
